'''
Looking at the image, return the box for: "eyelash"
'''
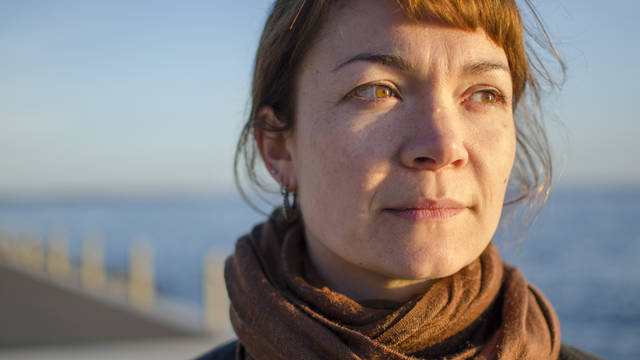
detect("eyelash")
[346,83,507,108]
[348,83,400,102]
[466,88,506,106]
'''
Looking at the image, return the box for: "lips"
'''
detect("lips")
[384,199,466,221]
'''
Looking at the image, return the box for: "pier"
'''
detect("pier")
[0,231,233,359]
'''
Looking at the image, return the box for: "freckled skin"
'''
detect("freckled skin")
[265,0,516,301]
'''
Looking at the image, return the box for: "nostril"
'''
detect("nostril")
[414,157,432,164]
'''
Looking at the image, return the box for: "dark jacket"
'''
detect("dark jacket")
[194,340,604,360]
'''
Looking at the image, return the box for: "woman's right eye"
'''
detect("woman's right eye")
[352,84,397,100]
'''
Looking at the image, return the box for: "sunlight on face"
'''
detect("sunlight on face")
[288,0,516,288]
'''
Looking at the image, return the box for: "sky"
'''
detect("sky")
[1,0,638,197]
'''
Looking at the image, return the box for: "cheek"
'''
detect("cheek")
[294,109,393,221]
[480,119,516,206]
[465,113,515,202]
[301,113,352,188]
[480,112,515,164]
[500,121,517,178]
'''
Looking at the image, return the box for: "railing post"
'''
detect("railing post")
[0,231,11,260]
[203,250,226,333]
[82,234,106,292]
[128,237,155,309]
[24,233,44,271]
[46,231,71,280]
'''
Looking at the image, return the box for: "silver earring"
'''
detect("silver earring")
[280,185,297,221]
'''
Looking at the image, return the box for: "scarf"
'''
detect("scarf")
[225,212,561,359]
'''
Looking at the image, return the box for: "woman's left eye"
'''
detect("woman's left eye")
[468,90,504,105]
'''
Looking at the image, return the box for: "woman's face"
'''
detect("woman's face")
[277,0,516,282]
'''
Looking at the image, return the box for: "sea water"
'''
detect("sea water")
[0,186,637,359]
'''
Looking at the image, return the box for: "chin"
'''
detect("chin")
[379,241,487,281]
[403,260,469,281]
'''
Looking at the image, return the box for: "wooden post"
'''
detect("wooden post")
[10,234,26,266]
[46,232,71,280]
[203,250,226,333]
[128,237,155,309]
[25,234,44,271]
[0,231,11,260]
[16,235,28,266]
[82,234,106,292]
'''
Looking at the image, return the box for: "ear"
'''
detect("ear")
[254,106,297,190]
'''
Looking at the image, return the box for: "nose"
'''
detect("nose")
[399,106,469,171]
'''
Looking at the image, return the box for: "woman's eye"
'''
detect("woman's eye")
[353,84,396,100]
[468,90,504,105]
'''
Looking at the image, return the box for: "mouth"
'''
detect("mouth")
[384,199,466,221]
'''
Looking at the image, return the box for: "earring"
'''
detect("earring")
[280,184,297,221]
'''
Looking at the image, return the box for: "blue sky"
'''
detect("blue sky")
[1,0,638,196]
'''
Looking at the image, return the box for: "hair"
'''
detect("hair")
[234,0,565,222]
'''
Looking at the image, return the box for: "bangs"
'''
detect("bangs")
[394,0,527,103]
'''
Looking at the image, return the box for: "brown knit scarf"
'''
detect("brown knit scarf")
[225,212,561,359]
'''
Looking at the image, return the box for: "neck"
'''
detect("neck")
[304,231,434,303]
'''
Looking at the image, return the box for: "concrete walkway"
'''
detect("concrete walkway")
[0,262,205,348]
[0,336,235,360]
[0,261,233,355]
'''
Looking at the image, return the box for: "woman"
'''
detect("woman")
[200,0,601,359]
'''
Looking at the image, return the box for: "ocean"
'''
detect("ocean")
[1,186,638,359]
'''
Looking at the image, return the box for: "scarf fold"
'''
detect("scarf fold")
[226,213,561,360]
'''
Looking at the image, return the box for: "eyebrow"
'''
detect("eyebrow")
[462,61,510,76]
[332,53,416,73]
[333,52,510,76]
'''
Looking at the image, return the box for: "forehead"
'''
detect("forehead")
[304,0,508,73]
